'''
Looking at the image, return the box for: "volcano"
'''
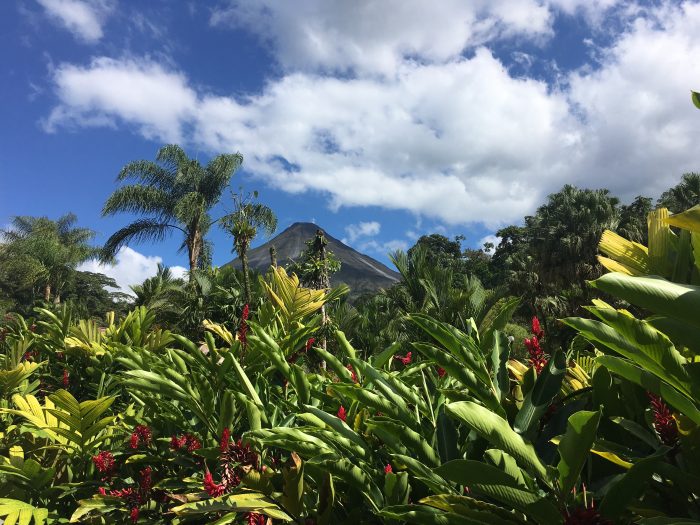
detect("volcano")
[226,222,400,297]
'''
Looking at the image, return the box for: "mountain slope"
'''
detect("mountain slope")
[226,222,400,296]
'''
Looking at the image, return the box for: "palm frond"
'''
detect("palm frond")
[102,185,173,218]
[100,219,178,262]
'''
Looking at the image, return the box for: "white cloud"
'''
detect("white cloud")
[36,0,114,43]
[211,0,553,76]
[478,234,501,254]
[78,246,186,293]
[43,57,197,141]
[566,1,700,199]
[42,2,700,231]
[343,221,381,244]
[359,239,409,257]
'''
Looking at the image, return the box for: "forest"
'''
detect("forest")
[2,143,700,524]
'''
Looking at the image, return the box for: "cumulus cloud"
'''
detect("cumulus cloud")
[343,221,381,244]
[43,57,197,141]
[211,0,552,75]
[78,246,186,293]
[42,2,700,230]
[36,0,114,42]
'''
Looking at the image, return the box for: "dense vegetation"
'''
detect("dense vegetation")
[2,143,700,523]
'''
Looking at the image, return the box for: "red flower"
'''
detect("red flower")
[337,405,347,422]
[247,513,266,525]
[346,364,357,383]
[395,351,412,366]
[92,451,115,479]
[203,470,226,497]
[437,367,446,378]
[564,505,611,525]
[524,318,548,374]
[139,467,152,492]
[220,428,231,452]
[239,304,250,347]
[531,316,544,339]
[130,425,152,449]
[62,368,69,388]
[384,464,393,474]
[648,393,678,446]
[129,506,139,523]
[171,435,187,450]
[171,433,201,452]
[305,338,315,351]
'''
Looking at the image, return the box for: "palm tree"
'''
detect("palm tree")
[130,264,183,312]
[658,173,700,213]
[221,193,277,305]
[101,144,243,275]
[1,214,97,303]
[527,184,620,286]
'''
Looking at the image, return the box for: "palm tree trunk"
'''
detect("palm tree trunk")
[188,233,201,280]
[241,244,252,305]
[44,283,51,302]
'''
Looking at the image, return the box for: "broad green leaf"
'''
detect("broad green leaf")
[435,461,560,524]
[556,410,602,497]
[596,356,700,425]
[514,348,567,435]
[446,401,547,481]
[588,273,700,329]
[171,491,292,520]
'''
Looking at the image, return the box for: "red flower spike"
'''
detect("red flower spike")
[62,369,69,388]
[394,351,412,366]
[531,316,544,339]
[139,467,152,492]
[346,364,357,383]
[92,451,115,479]
[98,487,107,495]
[239,304,250,346]
[437,367,446,378]
[384,464,393,474]
[648,393,678,445]
[130,506,139,523]
[220,428,231,452]
[305,337,315,352]
[130,425,152,449]
[203,470,226,497]
[337,405,347,422]
[247,513,266,525]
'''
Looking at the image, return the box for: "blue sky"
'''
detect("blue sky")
[2,0,700,290]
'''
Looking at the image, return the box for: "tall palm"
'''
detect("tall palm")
[1,214,97,303]
[658,172,700,213]
[221,193,277,305]
[101,144,243,275]
[527,184,620,286]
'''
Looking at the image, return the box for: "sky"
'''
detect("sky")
[2,0,700,292]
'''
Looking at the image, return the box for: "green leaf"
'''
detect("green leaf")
[556,409,602,497]
[446,401,547,481]
[435,461,560,524]
[692,91,700,110]
[171,491,292,520]
[588,273,700,329]
[514,348,567,435]
[599,448,667,519]
[596,355,700,425]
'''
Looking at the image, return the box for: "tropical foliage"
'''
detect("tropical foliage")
[3,200,700,524]
[4,139,700,523]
